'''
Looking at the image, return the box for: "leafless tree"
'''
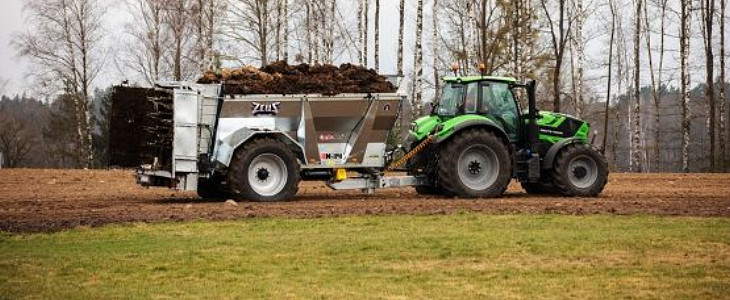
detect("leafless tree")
[374,0,380,72]
[413,0,424,118]
[0,117,36,168]
[602,0,617,156]
[397,0,405,76]
[282,0,289,62]
[432,0,440,98]
[720,0,726,171]
[700,0,716,171]
[14,0,104,168]
[192,0,223,72]
[680,0,691,172]
[123,0,169,85]
[570,0,585,118]
[358,0,362,65]
[631,0,643,173]
[540,0,572,112]
[224,0,275,67]
[645,0,668,171]
[162,0,195,80]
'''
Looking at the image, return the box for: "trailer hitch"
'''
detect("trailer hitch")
[385,135,434,172]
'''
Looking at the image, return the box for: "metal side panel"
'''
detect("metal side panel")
[173,89,200,174]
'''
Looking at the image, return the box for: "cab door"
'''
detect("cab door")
[478,82,520,141]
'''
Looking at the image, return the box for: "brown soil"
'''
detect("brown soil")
[0,169,728,233]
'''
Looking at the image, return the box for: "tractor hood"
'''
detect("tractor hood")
[534,111,589,143]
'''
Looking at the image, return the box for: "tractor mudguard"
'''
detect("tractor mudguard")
[215,128,306,167]
[433,116,509,144]
[542,137,586,170]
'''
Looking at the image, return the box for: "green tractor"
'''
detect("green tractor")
[406,75,608,198]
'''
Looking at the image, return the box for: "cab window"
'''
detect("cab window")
[479,82,519,140]
[464,83,478,113]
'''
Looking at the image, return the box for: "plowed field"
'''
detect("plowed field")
[1,169,728,233]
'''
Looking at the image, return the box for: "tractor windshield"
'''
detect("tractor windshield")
[436,83,464,116]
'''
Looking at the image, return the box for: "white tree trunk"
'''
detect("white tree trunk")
[283,0,288,62]
[397,0,405,76]
[720,0,726,170]
[680,0,691,172]
[432,0,439,98]
[374,0,379,72]
[358,0,364,65]
[363,0,369,68]
[631,0,643,173]
[574,0,584,118]
[413,0,424,119]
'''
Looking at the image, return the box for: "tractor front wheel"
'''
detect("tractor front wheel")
[438,129,511,198]
[552,144,608,197]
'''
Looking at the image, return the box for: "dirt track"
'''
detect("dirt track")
[0,169,728,233]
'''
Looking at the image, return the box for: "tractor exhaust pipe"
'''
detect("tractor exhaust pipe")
[525,80,539,151]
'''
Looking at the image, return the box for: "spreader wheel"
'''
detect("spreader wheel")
[227,138,301,202]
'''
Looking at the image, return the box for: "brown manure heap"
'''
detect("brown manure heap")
[198,61,396,95]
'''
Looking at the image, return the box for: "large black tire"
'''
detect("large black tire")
[438,129,512,198]
[227,138,301,202]
[552,143,608,197]
[197,178,229,199]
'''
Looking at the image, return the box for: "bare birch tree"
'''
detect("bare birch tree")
[645,0,668,171]
[123,0,169,85]
[374,0,380,72]
[720,0,726,170]
[540,0,571,112]
[631,0,643,172]
[602,0,617,155]
[413,0,424,119]
[224,0,275,67]
[358,0,364,65]
[700,0,716,171]
[570,0,584,118]
[397,0,405,76]
[680,0,691,172]
[15,0,104,168]
[432,0,440,98]
[282,0,289,62]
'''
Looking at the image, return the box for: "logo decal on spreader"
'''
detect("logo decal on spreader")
[252,102,281,116]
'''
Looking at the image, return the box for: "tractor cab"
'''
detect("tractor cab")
[434,76,521,141]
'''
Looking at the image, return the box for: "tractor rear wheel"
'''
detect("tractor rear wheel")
[227,138,301,202]
[552,143,608,197]
[438,129,511,198]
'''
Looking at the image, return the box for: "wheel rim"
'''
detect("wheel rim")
[247,154,288,197]
[567,155,598,189]
[457,145,499,191]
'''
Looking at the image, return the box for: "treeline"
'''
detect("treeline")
[0,90,111,168]
[584,82,730,173]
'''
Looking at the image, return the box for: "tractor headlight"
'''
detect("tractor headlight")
[410,123,418,134]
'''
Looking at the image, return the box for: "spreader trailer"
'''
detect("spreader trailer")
[133,74,607,201]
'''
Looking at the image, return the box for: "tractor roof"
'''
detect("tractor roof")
[442,75,517,84]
